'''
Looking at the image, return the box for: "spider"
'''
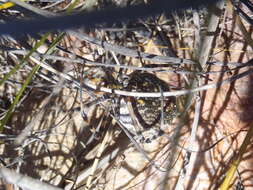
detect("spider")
[116,71,177,143]
[83,69,177,143]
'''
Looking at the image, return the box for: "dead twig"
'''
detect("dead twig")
[0,167,62,190]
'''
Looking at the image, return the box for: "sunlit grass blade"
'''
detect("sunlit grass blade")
[0,64,41,131]
[220,124,253,190]
[0,0,27,10]
[0,33,49,87]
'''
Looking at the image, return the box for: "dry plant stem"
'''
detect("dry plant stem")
[160,90,195,190]
[174,12,202,189]
[64,147,120,190]
[84,126,112,190]
[42,0,66,9]
[6,48,252,67]
[220,123,253,189]
[9,0,56,17]
[174,95,202,190]
[160,86,165,127]
[0,167,62,190]
[14,76,64,145]
[110,50,121,74]
[26,53,253,98]
[174,1,225,189]
[219,1,253,189]
[5,49,252,74]
[69,31,196,65]
[193,10,201,56]
[198,0,225,66]
[6,49,196,73]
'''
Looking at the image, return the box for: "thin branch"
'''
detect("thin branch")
[69,31,196,65]
[4,47,249,67]
[9,0,55,17]
[26,54,253,98]
[6,48,252,77]
[198,0,225,65]
[0,167,62,190]
[174,95,202,189]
